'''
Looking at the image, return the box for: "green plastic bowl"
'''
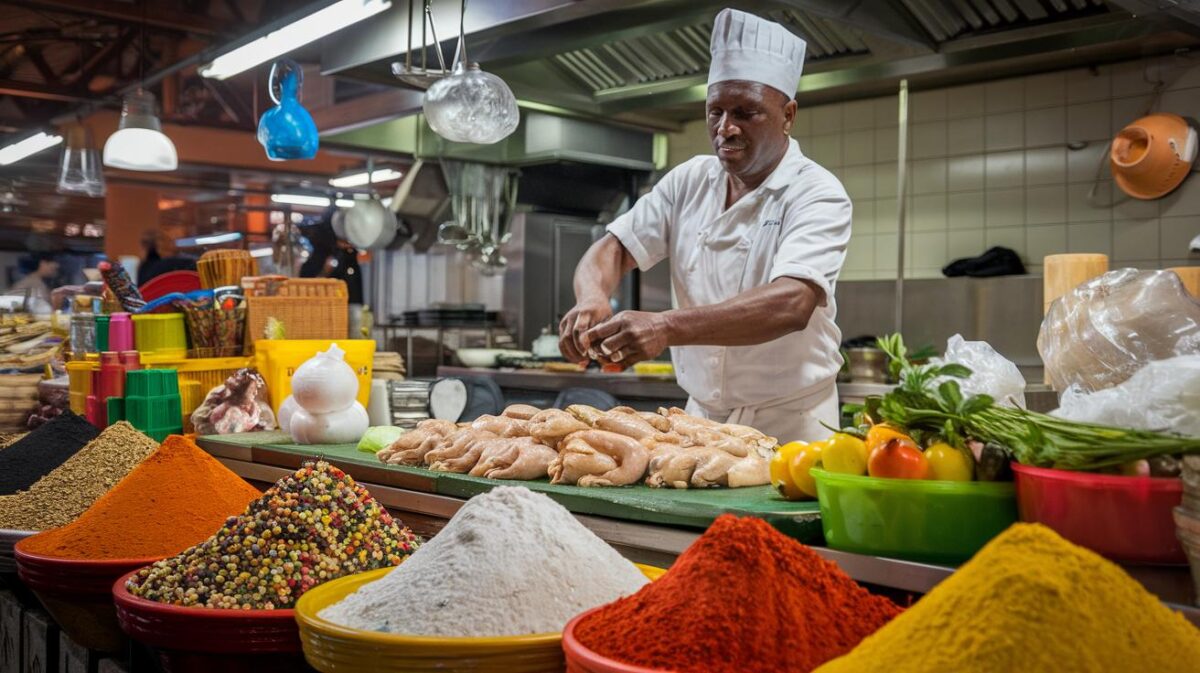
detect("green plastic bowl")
[812,468,1018,564]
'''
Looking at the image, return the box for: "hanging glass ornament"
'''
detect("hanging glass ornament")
[257,60,319,160]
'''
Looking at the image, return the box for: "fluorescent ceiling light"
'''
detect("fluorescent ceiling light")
[200,0,392,80]
[249,247,274,258]
[334,198,357,208]
[272,193,331,207]
[0,132,62,166]
[329,168,404,188]
[175,232,244,247]
[195,232,243,246]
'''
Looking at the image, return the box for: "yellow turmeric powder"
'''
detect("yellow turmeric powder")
[816,523,1200,673]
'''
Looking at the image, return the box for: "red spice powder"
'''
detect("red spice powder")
[574,515,903,673]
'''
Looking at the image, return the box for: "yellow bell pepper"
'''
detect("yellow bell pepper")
[770,441,807,500]
[924,442,975,481]
[822,433,869,476]
[787,440,827,500]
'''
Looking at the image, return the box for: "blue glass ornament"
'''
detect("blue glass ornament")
[257,60,318,160]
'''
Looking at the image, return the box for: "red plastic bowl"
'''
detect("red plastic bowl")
[113,570,310,673]
[14,540,156,652]
[139,270,201,307]
[562,607,666,673]
[1012,463,1185,564]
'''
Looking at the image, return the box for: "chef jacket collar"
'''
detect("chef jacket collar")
[707,138,803,194]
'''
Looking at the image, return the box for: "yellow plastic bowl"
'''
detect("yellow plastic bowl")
[295,564,665,673]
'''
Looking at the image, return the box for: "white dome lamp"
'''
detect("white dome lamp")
[422,0,519,145]
[103,89,177,171]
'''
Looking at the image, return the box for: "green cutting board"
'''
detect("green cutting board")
[200,433,823,542]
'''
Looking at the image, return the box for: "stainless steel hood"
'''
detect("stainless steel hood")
[321,0,1200,127]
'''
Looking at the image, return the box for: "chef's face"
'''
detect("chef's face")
[706,81,796,179]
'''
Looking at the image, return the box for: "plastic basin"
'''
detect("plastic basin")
[562,607,666,673]
[812,468,1018,564]
[1013,463,1185,564]
[14,540,155,652]
[113,570,311,673]
[295,564,665,673]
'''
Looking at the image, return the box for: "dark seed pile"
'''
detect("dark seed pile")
[0,412,97,494]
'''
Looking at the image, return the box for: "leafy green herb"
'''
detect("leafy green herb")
[870,334,1200,471]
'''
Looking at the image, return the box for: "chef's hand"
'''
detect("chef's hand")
[583,311,670,366]
[559,299,613,365]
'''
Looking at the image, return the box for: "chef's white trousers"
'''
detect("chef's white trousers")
[685,383,839,445]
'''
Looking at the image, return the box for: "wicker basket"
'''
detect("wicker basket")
[198,250,258,290]
[245,279,348,350]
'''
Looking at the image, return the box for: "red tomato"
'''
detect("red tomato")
[868,437,930,480]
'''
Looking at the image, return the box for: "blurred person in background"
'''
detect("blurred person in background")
[8,253,60,312]
[137,231,197,286]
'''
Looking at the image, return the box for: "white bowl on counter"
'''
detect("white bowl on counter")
[455,348,531,368]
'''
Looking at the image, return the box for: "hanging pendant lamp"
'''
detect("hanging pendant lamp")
[58,123,106,196]
[421,0,519,144]
[103,89,177,171]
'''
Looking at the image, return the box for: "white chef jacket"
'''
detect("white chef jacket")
[606,138,850,439]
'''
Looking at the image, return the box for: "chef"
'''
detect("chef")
[559,8,851,443]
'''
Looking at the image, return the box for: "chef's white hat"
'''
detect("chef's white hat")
[708,8,806,98]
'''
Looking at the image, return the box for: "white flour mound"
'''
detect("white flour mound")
[318,485,649,636]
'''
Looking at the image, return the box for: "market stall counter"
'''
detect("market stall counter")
[196,432,1200,627]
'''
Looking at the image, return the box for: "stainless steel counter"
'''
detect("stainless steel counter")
[436,366,688,402]
[200,435,1199,626]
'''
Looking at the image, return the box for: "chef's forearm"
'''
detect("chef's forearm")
[661,278,821,347]
[574,234,638,304]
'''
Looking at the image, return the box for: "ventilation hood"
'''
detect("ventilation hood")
[320,0,1200,128]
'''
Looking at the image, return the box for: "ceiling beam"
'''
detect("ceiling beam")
[69,28,134,86]
[4,0,233,37]
[0,78,91,103]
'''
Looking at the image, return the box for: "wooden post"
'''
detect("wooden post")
[0,591,21,673]
[20,608,56,673]
[56,633,94,673]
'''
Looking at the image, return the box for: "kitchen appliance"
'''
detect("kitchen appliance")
[1111,113,1197,200]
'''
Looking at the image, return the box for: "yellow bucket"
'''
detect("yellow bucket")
[254,340,375,416]
[294,564,665,673]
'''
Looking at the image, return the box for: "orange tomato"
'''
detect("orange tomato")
[867,437,930,480]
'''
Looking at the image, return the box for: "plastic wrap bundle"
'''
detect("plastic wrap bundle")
[932,335,1027,408]
[1038,268,1200,392]
[1053,355,1200,436]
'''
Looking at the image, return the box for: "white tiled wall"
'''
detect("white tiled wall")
[667,55,1200,280]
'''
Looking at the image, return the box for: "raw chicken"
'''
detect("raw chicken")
[725,455,770,488]
[426,429,496,472]
[551,430,650,487]
[594,411,662,441]
[638,412,672,433]
[549,442,618,484]
[609,406,671,433]
[501,404,540,421]
[469,437,557,480]
[566,404,607,426]
[644,443,770,489]
[719,423,779,455]
[471,414,530,437]
[659,407,776,455]
[528,408,590,448]
[378,420,457,465]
